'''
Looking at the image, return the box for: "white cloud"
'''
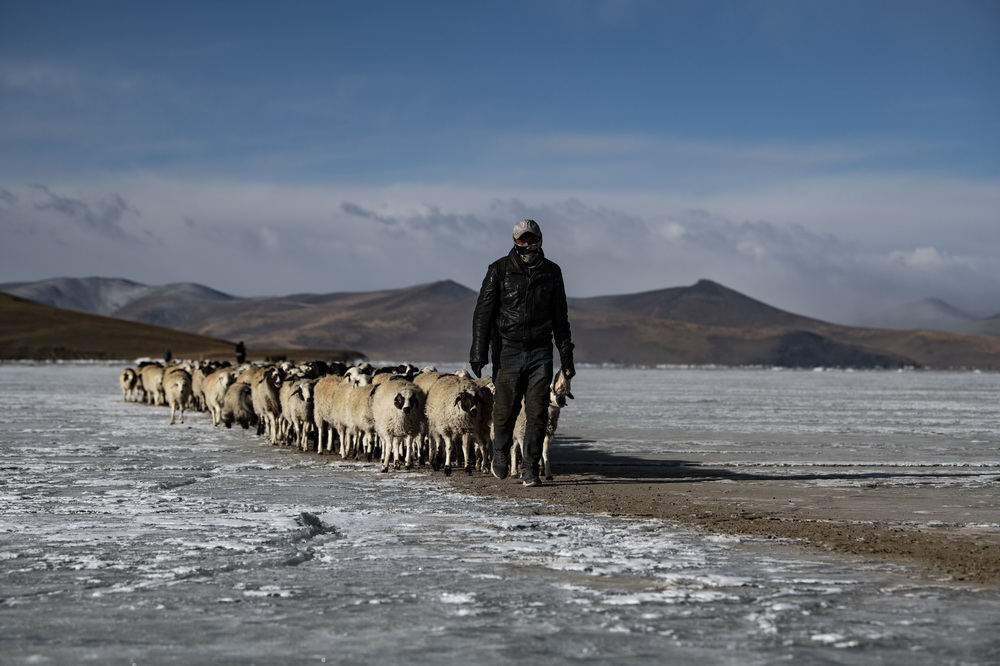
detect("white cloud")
[885,247,979,271]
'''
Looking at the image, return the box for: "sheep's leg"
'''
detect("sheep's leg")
[404,435,416,470]
[461,433,473,475]
[169,403,177,425]
[179,404,185,424]
[542,434,552,480]
[442,435,454,471]
[270,414,280,444]
[380,435,392,473]
[429,435,440,471]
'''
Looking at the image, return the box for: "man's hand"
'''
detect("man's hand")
[559,350,576,380]
[470,361,484,378]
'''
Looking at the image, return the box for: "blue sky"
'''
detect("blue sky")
[1,1,998,323]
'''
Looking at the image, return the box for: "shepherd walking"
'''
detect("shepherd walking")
[470,219,575,486]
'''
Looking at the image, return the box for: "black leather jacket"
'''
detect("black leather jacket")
[470,248,573,365]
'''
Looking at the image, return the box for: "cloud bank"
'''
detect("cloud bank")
[2,174,999,324]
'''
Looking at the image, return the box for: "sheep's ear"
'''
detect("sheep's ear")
[453,394,462,406]
[567,391,575,400]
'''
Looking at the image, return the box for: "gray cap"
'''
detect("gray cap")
[513,219,541,240]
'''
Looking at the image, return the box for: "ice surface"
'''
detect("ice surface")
[1,364,999,664]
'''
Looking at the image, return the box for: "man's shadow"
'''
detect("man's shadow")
[547,435,988,485]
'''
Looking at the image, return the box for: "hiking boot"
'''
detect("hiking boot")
[522,476,542,487]
[491,455,509,480]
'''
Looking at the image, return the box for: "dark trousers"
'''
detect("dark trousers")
[492,344,552,480]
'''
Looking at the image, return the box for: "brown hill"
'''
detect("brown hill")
[191,280,478,362]
[0,292,361,362]
[571,278,822,329]
[6,277,1000,368]
[138,278,1000,368]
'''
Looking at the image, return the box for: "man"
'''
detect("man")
[470,219,575,487]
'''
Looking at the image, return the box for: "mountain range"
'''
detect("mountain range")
[857,298,1000,337]
[4,276,1000,368]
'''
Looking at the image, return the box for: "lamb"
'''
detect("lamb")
[163,366,193,425]
[372,378,426,472]
[221,382,257,430]
[424,374,487,473]
[203,367,237,426]
[119,367,137,401]
[510,369,574,480]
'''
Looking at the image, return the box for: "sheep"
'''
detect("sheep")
[424,374,487,474]
[163,366,193,425]
[371,372,402,386]
[510,369,574,481]
[331,372,371,458]
[190,361,227,412]
[472,376,495,473]
[372,378,426,472]
[203,367,237,426]
[413,370,446,394]
[251,367,283,444]
[312,374,348,454]
[139,363,165,406]
[221,382,257,430]
[119,367,137,401]
[345,381,378,461]
[279,377,316,451]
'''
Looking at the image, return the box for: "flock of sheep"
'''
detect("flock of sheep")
[117,358,573,480]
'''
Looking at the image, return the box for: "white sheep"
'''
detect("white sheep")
[163,366,193,425]
[313,374,348,454]
[190,362,223,412]
[139,363,165,406]
[331,373,371,458]
[372,378,426,472]
[280,377,316,451]
[203,367,237,426]
[345,381,378,460]
[510,369,574,480]
[119,367,137,401]
[251,367,283,444]
[424,374,487,473]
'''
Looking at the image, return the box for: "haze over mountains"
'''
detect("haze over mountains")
[4,276,1000,368]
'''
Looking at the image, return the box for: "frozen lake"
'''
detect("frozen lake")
[1,363,999,664]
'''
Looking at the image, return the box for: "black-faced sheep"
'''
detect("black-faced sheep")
[424,374,487,474]
[372,378,426,472]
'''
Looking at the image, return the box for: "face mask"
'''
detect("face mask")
[515,242,542,264]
